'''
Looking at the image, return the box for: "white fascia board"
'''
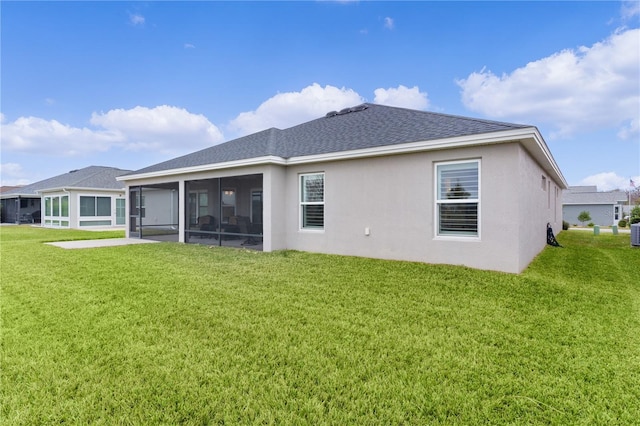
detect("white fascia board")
[288,127,568,189]
[0,192,39,199]
[563,202,617,205]
[286,129,529,165]
[117,128,568,190]
[521,128,569,189]
[35,187,125,195]
[117,155,287,182]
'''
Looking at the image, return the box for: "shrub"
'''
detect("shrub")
[630,206,640,225]
[578,210,591,226]
[562,220,569,230]
[588,222,595,227]
[618,219,627,228]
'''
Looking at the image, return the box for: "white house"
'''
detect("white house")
[1,166,130,228]
[119,104,567,273]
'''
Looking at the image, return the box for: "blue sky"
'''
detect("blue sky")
[1,1,639,191]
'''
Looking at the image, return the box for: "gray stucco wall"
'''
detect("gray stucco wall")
[563,204,617,226]
[515,145,563,270]
[282,142,562,273]
[124,142,563,273]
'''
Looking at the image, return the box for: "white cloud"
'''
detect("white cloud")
[384,17,394,30]
[184,43,195,49]
[1,105,224,157]
[373,85,429,110]
[457,28,640,140]
[1,116,122,156]
[622,0,640,20]
[0,163,30,186]
[90,105,224,152]
[129,13,145,26]
[229,83,433,136]
[618,117,639,140]
[579,172,640,192]
[228,83,364,136]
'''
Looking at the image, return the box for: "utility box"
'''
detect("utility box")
[594,225,600,236]
[631,223,640,247]
[612,225,618,235]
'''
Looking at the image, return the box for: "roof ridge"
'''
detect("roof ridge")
[363,103,531,129]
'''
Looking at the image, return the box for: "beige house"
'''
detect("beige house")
[119,104,567,273]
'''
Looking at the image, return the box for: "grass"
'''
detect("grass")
[1,226,638,424]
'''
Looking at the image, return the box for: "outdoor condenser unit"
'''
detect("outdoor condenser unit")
[631,223,640,247]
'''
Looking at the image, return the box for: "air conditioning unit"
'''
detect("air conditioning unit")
[631,223,640,247]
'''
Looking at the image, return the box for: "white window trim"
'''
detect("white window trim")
[434,159,481,240]
[299,172,325,232]
[78,194,114,220]
[43,193,70,228]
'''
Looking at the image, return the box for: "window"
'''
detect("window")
[80,196,111,217]
[221,189,236,222]
[61,196,69,217]
[52,197,60,217]
[116,198,126,225]
[436,160,479,237]
[300,173,324,230]
[43,195,69,227]
[251,190,263,224]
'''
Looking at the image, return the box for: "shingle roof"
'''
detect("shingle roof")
[562,187,627,205]
[126,103,531,176]
[1,166,132,197]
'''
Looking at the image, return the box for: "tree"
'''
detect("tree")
[578,210,591,226]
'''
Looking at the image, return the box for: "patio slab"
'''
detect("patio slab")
[46,238,161,249]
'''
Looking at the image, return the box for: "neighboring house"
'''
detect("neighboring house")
[562,186,628,226]
[0,166,131,228]
[0,186,24,194]
[119,103,567,273]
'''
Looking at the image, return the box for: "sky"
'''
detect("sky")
[1,1,639,191]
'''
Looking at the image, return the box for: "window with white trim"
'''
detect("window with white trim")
[43,195,69,227]
[436,160,479,237]
[80,196,111,217]
[300,173,324,230]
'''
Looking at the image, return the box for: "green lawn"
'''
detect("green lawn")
[1,226,638,424]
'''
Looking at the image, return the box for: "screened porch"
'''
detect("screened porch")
[129,174,263,250]
[185,174,263,250]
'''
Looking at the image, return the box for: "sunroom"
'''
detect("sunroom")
[129,173,263,250]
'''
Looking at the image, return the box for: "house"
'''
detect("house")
[119,104,567,273]
[562,186,628,226]
[0,166,131,228]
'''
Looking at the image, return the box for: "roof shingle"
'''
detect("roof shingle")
[126,103,530,176]
[1,166,132,197]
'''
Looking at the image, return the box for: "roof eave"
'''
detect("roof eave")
[118,127,568,189]
[35,186,126,194]
[118,155,288,182]
[0,192,39,199]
